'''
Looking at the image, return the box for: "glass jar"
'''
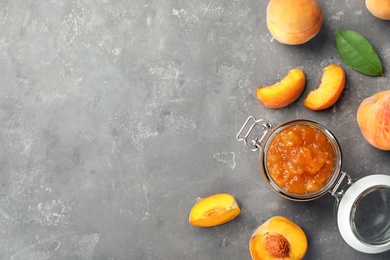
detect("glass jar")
[237,116,390,254]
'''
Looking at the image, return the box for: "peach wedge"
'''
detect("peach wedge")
[189,193,240,227]
[256,68,306,109]
[250,216,308,260]
[304,64,345,110]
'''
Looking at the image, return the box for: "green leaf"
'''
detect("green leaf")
[336,30,384,77]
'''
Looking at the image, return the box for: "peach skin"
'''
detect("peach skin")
[357,90,390,150]
[267,0,323,45]
[256,68,306,109]
[366,0,390,20]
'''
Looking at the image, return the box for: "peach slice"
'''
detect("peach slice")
[304,64,345,110]
[256,68,306,109]
[357,90,390,150]
[250,216,308,260]
[267,0,323,45]
[189,194,240,227]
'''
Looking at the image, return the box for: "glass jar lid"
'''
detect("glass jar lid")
[337,174,390,253]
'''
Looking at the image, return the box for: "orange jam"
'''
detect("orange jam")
[266,125,334,194]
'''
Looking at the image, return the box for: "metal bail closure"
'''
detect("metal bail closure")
[236,116,272,151]
[330,171,352,202]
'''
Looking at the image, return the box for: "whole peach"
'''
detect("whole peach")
[366,0,390,20]
[266,0,323,45]
[357,90,390,150]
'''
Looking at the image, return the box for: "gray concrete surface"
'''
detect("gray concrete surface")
[1,0,390,259]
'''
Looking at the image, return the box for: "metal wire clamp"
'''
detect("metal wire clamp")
[236,116,272,152]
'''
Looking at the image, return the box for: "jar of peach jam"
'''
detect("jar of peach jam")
[237,116,390,254]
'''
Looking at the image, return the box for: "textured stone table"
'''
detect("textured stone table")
[1,0,390,259]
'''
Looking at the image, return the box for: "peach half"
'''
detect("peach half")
[250,216,308,260]
[256,68,306,109]
[357,90,390,150]
[267,0,323,45]
[366,0,390,20]
[304,64,346,110]
[189,193,240,227]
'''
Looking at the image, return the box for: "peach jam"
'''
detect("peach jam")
[265,125,335,194]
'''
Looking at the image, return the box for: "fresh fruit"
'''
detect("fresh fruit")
[366,0,390,20]
[304,64,346,110]
[250,216,308,260]
[357,90,390,150]
[189,193,240,227]
[266,0,323,45]
[256,68,306,109]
